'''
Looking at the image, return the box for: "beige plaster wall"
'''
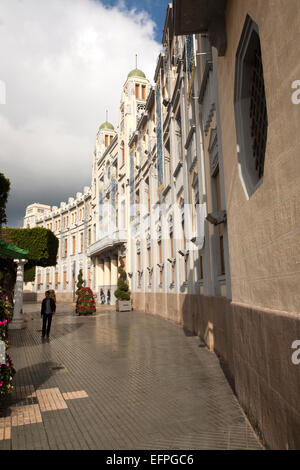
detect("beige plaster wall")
[217,0,300,313]
[132,291,300,449]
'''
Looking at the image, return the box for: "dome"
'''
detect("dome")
[99,121,114,131]
[127,68,146,79]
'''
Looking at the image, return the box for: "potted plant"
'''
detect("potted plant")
[76,287,96,315]
[114,259,131,312]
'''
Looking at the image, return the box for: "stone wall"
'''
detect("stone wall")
[218,0,300,313]
[36,292,74,302]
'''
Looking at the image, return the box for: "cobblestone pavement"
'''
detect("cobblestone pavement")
[0,303,263,450]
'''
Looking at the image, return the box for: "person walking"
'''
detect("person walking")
[107,289,111,305]
[41,290,56,339]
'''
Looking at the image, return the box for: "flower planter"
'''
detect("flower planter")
[116,300,132,312]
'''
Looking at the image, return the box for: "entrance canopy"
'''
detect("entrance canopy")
[0,240,29,259]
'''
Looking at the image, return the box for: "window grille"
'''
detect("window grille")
[249,44,268,179]
[234,15,268,198]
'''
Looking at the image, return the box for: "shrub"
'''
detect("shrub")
[0,227,58,305]
[76,287,96,315]
[0,288,16,400]
[114,263,130,301]
[76,269,84,295]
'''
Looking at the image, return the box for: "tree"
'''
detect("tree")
[0,173,10,229]
[0,172,58,304]
[0,227,58,304]
[114,258,130,301]
[76,269,84,295]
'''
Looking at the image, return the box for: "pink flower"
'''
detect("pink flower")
[0,382,3,387]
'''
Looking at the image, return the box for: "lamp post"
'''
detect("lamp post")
[10,259,28,330]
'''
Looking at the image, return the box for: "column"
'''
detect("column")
[10,259,27,330]
[97,258,104,286]
[96,257,105,305]
[104,258,111,287]
[110,256,118,305]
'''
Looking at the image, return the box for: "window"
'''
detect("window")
[46,272,50,290]
[198,250,204,280]
[170,232,174,284]
[105,135,109,147]
[64,239,68,258]
[55,272,59,290]
[214,170,225,276]
[234,15,268,198]
[142,84,146,100]
[80,232,84,252]
[175,110,182,162]
[145,178,151,213]
[72,236,76,255]
[121,141,125,166]
[137,251,141,287]
[136,190,140,218]
[147,247,151,286]
[182,221,188,282]
[135,83,140,99]
[37,273,41,291]
[63,271,67,290]
[158,241,163,286]
[88,229,91,246]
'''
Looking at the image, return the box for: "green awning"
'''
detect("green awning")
[0,240,29,259]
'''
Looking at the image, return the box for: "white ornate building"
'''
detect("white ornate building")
[24,68,151,304]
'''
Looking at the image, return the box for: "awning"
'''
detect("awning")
[173,0,227,56]
[0,240,29,259]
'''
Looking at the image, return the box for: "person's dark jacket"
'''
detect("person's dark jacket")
[41,298,56,315]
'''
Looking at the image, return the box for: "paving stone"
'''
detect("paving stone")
[0,303,264,450]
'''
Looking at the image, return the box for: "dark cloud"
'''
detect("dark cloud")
[0,0,160,228]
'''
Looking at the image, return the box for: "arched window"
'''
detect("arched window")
[234,15,268,198]
[120,141,125,166]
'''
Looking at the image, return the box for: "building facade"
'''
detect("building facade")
[24,0,300,449]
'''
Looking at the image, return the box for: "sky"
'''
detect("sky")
[0,0,170,227]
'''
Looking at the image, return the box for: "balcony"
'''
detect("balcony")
[87,229,127,257]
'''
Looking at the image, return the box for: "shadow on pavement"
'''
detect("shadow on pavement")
[9,321,85,348]
[0,361,63,412]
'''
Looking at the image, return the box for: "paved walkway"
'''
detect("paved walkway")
[0,303,263,450]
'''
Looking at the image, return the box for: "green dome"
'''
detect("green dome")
[99,121,114,131]
[127,68,146,79]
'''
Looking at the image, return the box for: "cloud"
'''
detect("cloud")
[0,0,161,226]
